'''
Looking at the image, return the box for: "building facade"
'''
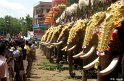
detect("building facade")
[33,1,52,37]
[52,0,67,7]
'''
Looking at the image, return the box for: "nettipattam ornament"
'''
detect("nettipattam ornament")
[97,0,124,56]
[82,12,105,48]
[67,19,87,44]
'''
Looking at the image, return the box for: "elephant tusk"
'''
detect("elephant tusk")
[99,56,120,76]
[41,42,44,45]
[44,42,50,46]
[73,51,84,59]
[52,41,63,45]
[83,57,99,70]
[80,46,96,59]
[40,42,44,44]
[47,45,54,48]
[61,46,67,51]
[42,42,46,45]
[67,45,77,51]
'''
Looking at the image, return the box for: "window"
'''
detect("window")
[46,9,50,13]
[40,9,44,13]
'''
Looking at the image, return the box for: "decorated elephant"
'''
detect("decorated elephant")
[44,26,63,62]
[52,22,74,64]
[71,11,106,80]
[82,1,124,81]
[47,25,63,62]
[61,19,88,77]
[40,27,53,56]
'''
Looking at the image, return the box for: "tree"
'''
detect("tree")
[0,15,33,36]
[67,0,78,6]
[25,14,33,31]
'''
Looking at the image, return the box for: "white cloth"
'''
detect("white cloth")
[0,55,9,80]
[13,49,20,57]
[23,60,28,74]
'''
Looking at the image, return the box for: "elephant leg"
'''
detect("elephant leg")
[64,52,68,63]
[122,55,124,79]
[43,46,46,55]
[82,69,88,81]
[68,51,75,77]
[56,51,61,64]
[56,46,63,64]
[46,48,49,59]
[47,48,51,60]
[45,47,47,56]
[49,48,53,62]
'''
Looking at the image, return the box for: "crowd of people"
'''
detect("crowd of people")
[0,36,37,81]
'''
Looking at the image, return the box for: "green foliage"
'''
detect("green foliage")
[38,62,64,71]
[0,15,32,36]
[68,0,78,6]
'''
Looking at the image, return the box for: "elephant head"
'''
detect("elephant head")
[61,19,87,77]
[42,27,54,46]
[40,28,51,45]
[52,22,74,46]
[65,19,87,52]
[73,11,106,59]
[47,25,63,48]
[83,1,124,81]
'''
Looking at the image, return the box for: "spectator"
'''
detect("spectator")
[0,41,9,81]
[24,41,32,78]
[31,41,36,61]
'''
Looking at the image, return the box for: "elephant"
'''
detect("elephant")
[41,27,57,61]
[51,22,74,64]
[71,11,106,80]
[61,19,88,77]
[82,1,124,81]
[44,26,63,62]
[40,27,53,56]
[46,25,63,62]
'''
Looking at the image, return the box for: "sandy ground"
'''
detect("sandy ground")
[28,48,96,81]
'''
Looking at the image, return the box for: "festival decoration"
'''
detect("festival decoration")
[97,1,124,56]
[82,12,105,48]
[49,25,62,43]
[67,19,87,44]
[57,22,73,42]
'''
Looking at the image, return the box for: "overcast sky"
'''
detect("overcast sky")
[0,0,52,18]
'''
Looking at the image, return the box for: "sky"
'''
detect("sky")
[0,0,52,18]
